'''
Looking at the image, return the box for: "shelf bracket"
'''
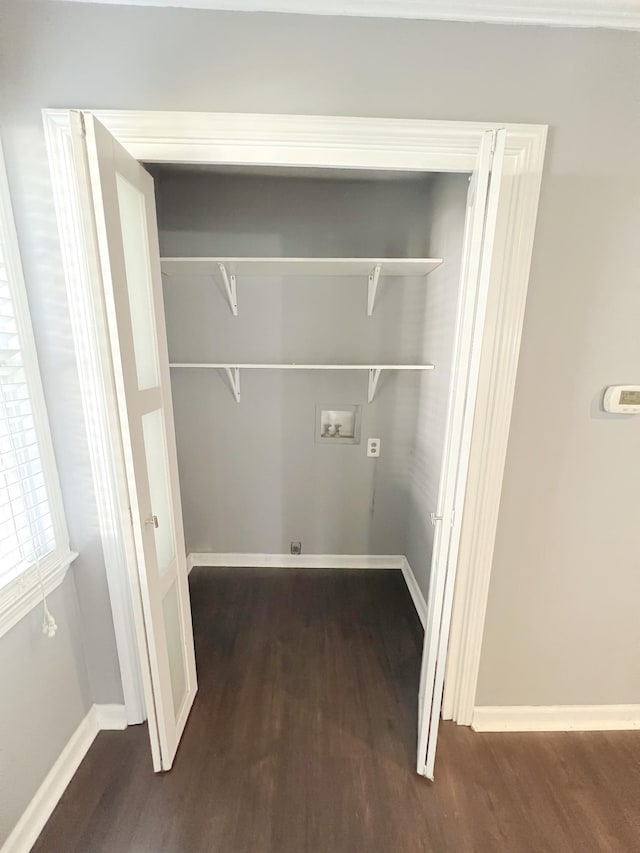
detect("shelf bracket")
[223,367,241,402]
[367,264,382,317]
[217,263,238,316]
[368,368,382,403]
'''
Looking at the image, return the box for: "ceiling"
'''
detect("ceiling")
[48,0,640,31]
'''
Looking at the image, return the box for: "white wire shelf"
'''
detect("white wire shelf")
[160,256,443,317]
[169,362,434,403]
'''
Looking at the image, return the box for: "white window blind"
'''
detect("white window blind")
[0,139,73,639]
[0,238,56,592]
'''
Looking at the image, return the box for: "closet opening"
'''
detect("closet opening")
[52,111,543,781]
[146,161,470,773]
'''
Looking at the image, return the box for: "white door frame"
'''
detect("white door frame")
[43,109,546,728]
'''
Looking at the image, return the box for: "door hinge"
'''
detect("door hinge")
[128,506,133,526]
[467,172,477,208]
[431,510,457,528]
[79,111,86,137]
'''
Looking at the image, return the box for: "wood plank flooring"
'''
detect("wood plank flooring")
[33,568,640,852]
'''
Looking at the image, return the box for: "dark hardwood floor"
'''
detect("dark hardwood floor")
[33,568,640,852]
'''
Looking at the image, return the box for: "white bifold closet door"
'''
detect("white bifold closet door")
[71,113,197,771]
[417,129,506,779]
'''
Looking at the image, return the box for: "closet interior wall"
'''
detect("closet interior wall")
[404,176,468,595]
[152,166,467,594]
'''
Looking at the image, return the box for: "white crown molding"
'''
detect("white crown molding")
[473,705,640,731]
[48,0,640,31]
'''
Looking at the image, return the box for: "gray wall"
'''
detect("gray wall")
[404,174,468,594]
[155,168,448,557]
[0,0,639,841]
[0,574,91,843]
[1,1,126,843]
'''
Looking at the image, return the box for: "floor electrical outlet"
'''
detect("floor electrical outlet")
[290,541,302,555]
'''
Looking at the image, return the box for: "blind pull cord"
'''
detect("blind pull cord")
[40,579,58,638]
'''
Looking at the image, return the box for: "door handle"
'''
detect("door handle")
[145,515,159,529]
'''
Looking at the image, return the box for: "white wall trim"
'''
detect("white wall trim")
[43,111,147,725]
[0,704,127,853]
[46,0,640,32]
[0,138,77,639]
[46,110,519,172]
[0,710,98,853]
[472,705,640,732]
[94,703,128,730]
[442,128,547,725]
[0,551,77,640]
[187,552,404,571]
[400,557,428,628]
[43,108,546,738]
[188,553,431,629]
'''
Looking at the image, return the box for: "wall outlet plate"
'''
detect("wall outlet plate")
[290,541,302,555]
[367,438,381,458]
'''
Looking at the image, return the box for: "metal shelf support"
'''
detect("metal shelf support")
[218,263,238,316]
[368,368,382,403]
[367,264,382,317]
[170,363,435,404]
[223,366,241,402]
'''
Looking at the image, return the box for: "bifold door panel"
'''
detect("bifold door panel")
[417,129,506,779]
[71,112,197,771]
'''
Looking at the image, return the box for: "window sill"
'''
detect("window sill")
[0,549,79,640]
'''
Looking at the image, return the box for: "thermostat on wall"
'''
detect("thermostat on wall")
[603,385,640,414]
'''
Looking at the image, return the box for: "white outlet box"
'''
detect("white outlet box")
[367,438,381,458]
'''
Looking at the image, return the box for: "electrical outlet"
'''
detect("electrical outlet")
[367,438,381,458]
[290,541,302,555]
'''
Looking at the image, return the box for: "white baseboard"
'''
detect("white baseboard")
[187,552,404,572]
[1,704,127,853]
[94,703,128,730]
[187,552,429,629]
[400,557,428,628]
[1,709,98,853]
[472,704,640,732]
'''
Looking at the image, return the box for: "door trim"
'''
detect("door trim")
[43,109,546,727]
